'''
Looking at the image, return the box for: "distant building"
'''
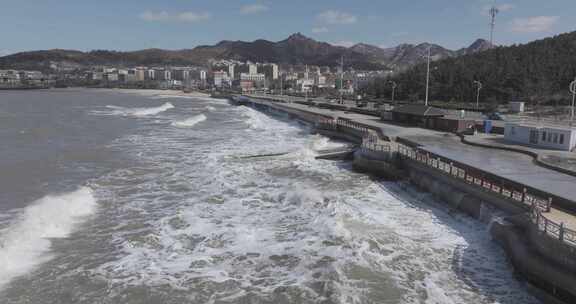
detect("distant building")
[0,70,21,86]
[314,75,326,86]
[240,80,255,92]
[228,65,235,80]
[155,69,171,81]
[135,69,146,82]
[297,78,314,93]
[248,64,258,75]
[240,73,265,85]
[105,73,119,82]
[172,69,191,81]
[213,71,231,87]
[504,123,576,151]
[146,69,155,81]
[258,64,279,80]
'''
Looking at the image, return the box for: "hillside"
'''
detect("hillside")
[0,33,490,72]
[364,31,576,104]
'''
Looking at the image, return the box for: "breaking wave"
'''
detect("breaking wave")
[0,187,97,289]
[105,102,174,117]
[171,114,207,128]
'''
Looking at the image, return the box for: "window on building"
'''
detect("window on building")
[542,131,547,142]
[548,133,553,142]
[560,134,565,145]
[553,133,559,144]
[510,127,516,135]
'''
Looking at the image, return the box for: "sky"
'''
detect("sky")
[0,0,574,55]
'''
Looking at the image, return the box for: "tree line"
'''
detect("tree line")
[361,31,576,107]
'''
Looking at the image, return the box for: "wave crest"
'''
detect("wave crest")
[171,114,207,128]
[104,102,174,117]
[0,187,97,289]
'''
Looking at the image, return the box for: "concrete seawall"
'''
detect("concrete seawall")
[233,96,576,304]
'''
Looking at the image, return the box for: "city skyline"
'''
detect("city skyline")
[0,0,574,55]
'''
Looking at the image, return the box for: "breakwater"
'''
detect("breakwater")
[232,95,576,304]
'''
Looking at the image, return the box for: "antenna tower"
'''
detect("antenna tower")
[489,4,499,47]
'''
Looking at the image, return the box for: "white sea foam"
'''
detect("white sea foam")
[171,114,207,128]
[87,102,539,304]
[0,187,97,289]
[151,95,197,100]
[205,105,216,111]
[104,102,174,117]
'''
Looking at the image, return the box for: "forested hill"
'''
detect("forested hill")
[365,31,576,105]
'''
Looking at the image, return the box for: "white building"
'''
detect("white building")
[271,64,279,80]
[240,73,265,82]
[248,64,257,75]
[297,78,314,93]
[504,123,576,151]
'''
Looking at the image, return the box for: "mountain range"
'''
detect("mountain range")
[0,33,492,72]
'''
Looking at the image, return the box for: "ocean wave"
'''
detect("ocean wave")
[171,114,207,128]
[0,187,97,289]
[238,106,267,129]
[104,102,175,117]
[151,95,197,100]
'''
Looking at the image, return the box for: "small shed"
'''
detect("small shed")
[509,101,525,113]
[426,117,477,133]
[392,104,445,126]
[504,123,576,151]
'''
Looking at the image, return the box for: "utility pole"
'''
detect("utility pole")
[570,79,576,124]
[474,80,483,110]
[389,81,397,107]
[280,72,283,96]
[340,55,344,105]
[425,46,431,106]
[305,65,309,101]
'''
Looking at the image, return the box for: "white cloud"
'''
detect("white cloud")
[317,10,357,25]
[240,4,269,15]
[481,3,515,16]
[311,27,329,33]
[333,40,356,48]
[509,16,559,33]
[140,10,211,23]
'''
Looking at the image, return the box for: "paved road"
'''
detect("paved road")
[249,96,576,212]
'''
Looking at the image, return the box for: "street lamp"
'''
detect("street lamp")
[473,80,483,110]
[280,73,283,96]
[388,81,397,106]
[425,46,431,106]
[570,79,576,124]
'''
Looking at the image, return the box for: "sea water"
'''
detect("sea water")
[0,89,540,303]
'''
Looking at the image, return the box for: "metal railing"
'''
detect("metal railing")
[318,117,576,248]
[397,144,553,213]
[317,119,394,154]
[531,208,576,247]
